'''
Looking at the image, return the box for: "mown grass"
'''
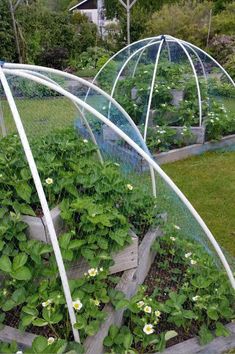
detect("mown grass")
[1,97,77,136]
[163,150,235,256]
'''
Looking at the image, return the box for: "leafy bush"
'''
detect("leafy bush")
[205,101,235,140]
[68,47,112,73]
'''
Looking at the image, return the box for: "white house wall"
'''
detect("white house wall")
[74,9,98,24]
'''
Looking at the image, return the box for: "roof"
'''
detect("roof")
[69,0,97,11]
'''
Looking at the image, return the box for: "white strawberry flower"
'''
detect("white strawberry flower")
[170,237,176,241]
[42,299,52,307]
[143,323,154,335]
[72,299,83,311]
[190,259,197,265]
[47,337,55,345]
[155,310,161,317]
[126,184,133,191]
[144,305,152,314]
[88,268,98,277]
[185,252,192,258]
[137,300,145,308]
[45,178,53,185]
[192,295,200,302]
[83,139,88,143]
[174,225,180,230]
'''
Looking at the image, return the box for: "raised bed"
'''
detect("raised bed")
[21,207,138,276]
[84,226,163,354]
[0,226,162,350]
[154,133,235,165]
[171,125,205,144]
[67,232,138,278]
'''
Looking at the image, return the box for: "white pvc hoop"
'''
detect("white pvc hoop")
[3,67,235,290]
[144,39,164,142]
[0,67,80,342]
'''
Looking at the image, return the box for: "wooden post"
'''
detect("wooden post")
[0,104,7,137]
[118,0,138,45]
[8,0,24,63]
[206,9,212,49]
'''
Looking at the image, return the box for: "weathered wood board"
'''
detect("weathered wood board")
[67,234,138,278]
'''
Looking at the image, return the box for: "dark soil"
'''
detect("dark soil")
[3,305,72,339]
[3,272,123,341]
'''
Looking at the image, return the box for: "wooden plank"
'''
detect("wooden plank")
[0,325,36,347]
[156,323,235,354]
[67,234,138,279]
[84,227,163,354]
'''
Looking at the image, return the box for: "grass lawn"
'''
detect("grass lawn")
[163,150,235,256]
[0,95,104,137]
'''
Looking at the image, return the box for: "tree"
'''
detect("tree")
[144,1,214,48]
[0,0,16,61]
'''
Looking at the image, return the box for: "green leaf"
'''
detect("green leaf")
[32,318,49,327]
[15,182,32,203]
[103,336,113,347]
[115,299,129,310]
[20,168,31,180]
[81,248,95,260]
[165,330,178,341]
[0,240,5,251]
[13,253,28,271]
[0,255,12,273]
[74,316,86,330]
[68,240,86,250]
[2,299,16,311]
[11,266,32,280]
[39,244,53,255]
[215,322,230,337]
[97,237,108,250]
[183,310,197,319]
[12,288,26,304]
[22,315,35,327]
[22,306,38,316]
[199,324,214,345]
[32,336,48,353]
[19,204,36,216]
[85,321,99,336]
[109,324,119,340]
[123,332,133,349]
[59,233,71,249]
[50,312,63,324]
[207,307,219,321]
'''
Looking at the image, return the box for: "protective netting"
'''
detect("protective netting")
[91,35,235,151]
[0,66,234,348]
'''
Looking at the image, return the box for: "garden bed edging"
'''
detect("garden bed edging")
[156,322,235,354]
[154,133,235,165]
